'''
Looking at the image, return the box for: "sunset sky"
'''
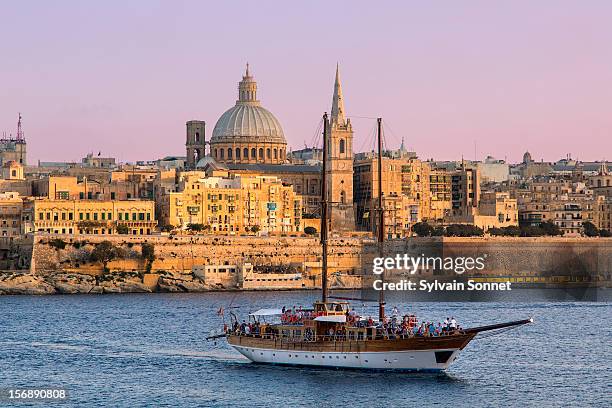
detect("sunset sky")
[1,1,611,164]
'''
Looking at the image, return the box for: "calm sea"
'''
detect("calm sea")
[0,290,610,407]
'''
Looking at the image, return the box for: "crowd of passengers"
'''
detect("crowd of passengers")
[231,305,463,338]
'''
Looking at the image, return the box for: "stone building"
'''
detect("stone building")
[193,65,356,225]
[22,198,157,235]
[589,162,612,198]
[0,192,23,241]
[429,169,452,220]
[160,171,302,234]
[353,155,431,237]
[186,120,206,169]
[0,114,27,166]
[450,165,481,218]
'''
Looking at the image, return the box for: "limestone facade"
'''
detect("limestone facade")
[22,199,157,235]
[160,171,302,234]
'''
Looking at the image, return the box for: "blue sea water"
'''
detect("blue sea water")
[0,290,610,407]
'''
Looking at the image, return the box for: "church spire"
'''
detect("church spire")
[331,63,346,126]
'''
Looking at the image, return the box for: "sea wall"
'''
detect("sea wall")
[0,235,611,295]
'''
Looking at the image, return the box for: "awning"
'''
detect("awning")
[249,308,284,316]
[314,315,347,323]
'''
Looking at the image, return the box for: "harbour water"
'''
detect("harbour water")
[0,290,610,407]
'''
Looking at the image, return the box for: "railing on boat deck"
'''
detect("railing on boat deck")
[230,330,467,344]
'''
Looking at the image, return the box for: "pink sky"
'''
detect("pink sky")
[1,1,611,164]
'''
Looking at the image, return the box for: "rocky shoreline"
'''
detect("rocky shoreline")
[0,270,215,295]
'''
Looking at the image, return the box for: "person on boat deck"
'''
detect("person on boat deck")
[392,306,399,316]
[450,317,457,330]
[367,317,374,326]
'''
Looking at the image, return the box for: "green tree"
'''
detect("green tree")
[250,225,261,234]
[90,241,123,272]
[445,224,484,237]
[141,243,156,273]
[116,224,130,234]
[600,229,611,237]
[304,226,317,235]
[582,221,599,237]
[412,222,433,237]
[541,220,562,236]
[187,223,204,232]
[520,225,546,237]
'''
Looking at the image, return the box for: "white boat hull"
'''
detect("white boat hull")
[231,344,461,371]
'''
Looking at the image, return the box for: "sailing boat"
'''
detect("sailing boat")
[220,113,532,371]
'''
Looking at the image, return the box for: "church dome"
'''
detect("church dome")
[209,65,288,165]
[211,104,285,144]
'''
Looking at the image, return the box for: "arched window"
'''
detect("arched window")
[280,149,284,160]
[219,149,224,159]
[244,148,249,159]
[236,148,240,159]
[227,148,232,159]
[266,148,271,159]
[213,149,217,158]
[274,149,278,159]
[339,139,345,154]
[340,191,346,204]
[251,148,256,159]
[259,148,264,159]
[195,148,201,162]
[195,132,200,142]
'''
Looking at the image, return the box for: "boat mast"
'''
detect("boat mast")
[377,117,385,322]
[321,113,329,304]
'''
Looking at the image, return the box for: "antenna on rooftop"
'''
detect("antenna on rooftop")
[16,113,25,142]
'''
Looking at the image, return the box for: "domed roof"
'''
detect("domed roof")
[210,65,286,145]
[211,104,285,144]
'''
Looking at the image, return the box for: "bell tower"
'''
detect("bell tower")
[186,120,206,169]
[326,64,355,231]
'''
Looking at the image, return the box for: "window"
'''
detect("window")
[259,148,264,159]
[69,213,73,221]
[274,149,278,159]
[195,131,200,142]
[111,192,116,200]
[244,148,249,159]
[236,148,240,159]
[339,139,345,154]
[39,212,44,220]
[220,149,224,159]
[251,148,256,159]
[266,148,271,159]
[227,148,232,159]
[132,213,137,221]
[79,192,84,199]
[108,212,112,220]
[93,213,98,221]
[79,213,84,220]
